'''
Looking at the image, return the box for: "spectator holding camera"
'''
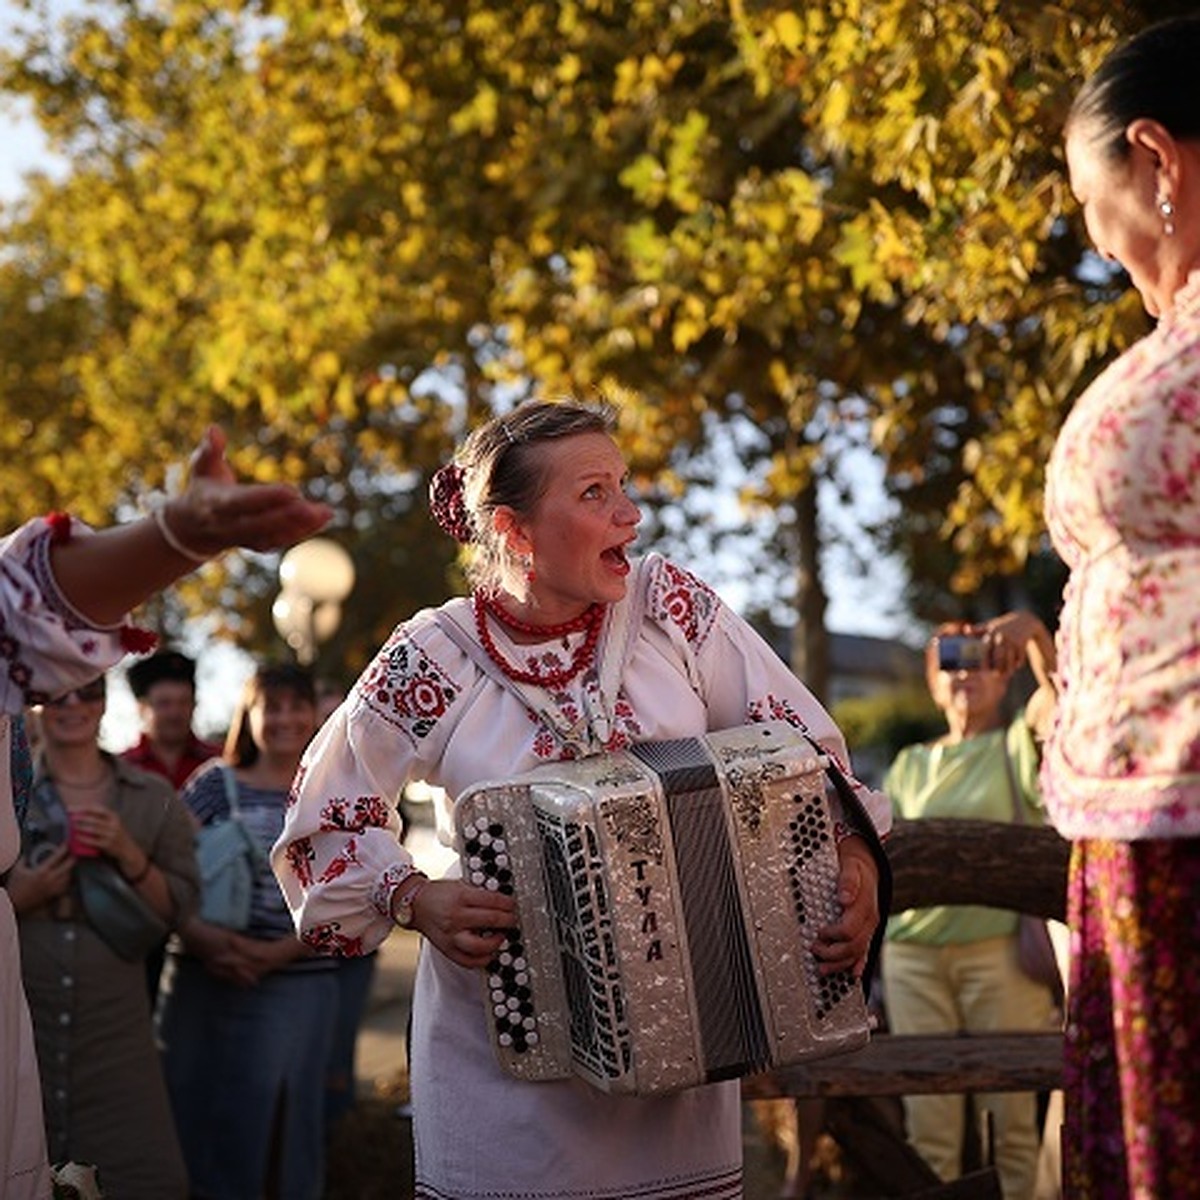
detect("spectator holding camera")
[880,612,1059,1199]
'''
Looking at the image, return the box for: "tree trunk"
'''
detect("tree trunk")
[789,476,830,704]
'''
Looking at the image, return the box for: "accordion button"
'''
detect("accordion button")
[513,956,527,971]
[479,831,492,846]
[494,1003,508,1017]
[498,1033,513,1047]
[493,838,507,852]
[515,972,528,986]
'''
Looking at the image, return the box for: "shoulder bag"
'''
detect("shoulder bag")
[195,764,262,930]
[76,855,169,962]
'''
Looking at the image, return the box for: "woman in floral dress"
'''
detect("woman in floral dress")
[1049,16,1200,1196]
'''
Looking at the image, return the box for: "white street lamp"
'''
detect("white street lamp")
[273,537,356,665]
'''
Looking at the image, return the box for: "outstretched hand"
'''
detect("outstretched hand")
[164,426,332,558]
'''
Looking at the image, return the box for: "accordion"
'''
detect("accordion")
[453,721,872,1096]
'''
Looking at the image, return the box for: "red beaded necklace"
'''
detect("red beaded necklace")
[473,592,605,688]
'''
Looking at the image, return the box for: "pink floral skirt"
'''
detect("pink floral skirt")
[1063,836,1200,1199]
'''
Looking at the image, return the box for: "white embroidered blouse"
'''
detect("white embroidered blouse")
[273,553,890,953]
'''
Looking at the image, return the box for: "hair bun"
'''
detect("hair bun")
[429,463,474,544]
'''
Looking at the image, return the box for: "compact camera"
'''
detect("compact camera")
[936,634,988,672]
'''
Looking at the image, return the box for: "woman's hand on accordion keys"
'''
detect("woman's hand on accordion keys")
[812,836,880,980]
[403,878,519,969]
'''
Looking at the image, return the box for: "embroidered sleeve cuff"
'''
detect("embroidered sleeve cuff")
[371,860,423,921]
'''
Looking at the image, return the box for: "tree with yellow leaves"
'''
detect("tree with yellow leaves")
[0,0,1175,690]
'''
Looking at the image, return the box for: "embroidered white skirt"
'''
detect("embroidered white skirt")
[409,937,743,1199]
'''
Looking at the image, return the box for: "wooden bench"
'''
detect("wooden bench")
[741,818,1070,1198]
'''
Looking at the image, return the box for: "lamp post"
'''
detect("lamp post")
[272,538,356,666]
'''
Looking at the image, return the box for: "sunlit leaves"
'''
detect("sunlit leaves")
[0,0,1157,632]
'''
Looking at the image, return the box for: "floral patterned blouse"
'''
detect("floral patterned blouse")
[1042,271,1200,840]
[272,553,890,955]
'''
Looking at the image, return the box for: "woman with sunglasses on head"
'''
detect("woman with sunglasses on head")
[0,426,329,1200]
[6,675,198,1198]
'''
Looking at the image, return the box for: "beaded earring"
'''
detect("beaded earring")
[1160,197,1176,237]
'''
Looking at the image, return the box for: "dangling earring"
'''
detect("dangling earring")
[1160,196,1176,237]
[522,554,536,586]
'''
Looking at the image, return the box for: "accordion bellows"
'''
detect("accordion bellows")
[454,722,871,1096]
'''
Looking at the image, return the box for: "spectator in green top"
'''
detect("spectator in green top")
[881,611,1060,1200]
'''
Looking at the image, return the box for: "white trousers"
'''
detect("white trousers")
[881,934,1057,1200]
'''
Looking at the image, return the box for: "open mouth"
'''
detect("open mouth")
[602,544,630,571]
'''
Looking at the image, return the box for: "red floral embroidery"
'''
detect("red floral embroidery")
[650,560,719,647]
[285,837,317,888]
[396,675,450,720]
[320,794,390,834]
[747,695,813,733]
[318,837,360,884]
[287,762,308,810]
[358,632,460,743]
[302,922,365,958]
[532,727,558,758]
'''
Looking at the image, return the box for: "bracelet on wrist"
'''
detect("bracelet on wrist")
[151,503,211,565]
[393,872,428,930]
[125,856,153,886]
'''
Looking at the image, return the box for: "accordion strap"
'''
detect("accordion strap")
[435,560,647,756]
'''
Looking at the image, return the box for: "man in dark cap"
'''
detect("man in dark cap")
[122,650,221,789]
[122,650,223,999]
